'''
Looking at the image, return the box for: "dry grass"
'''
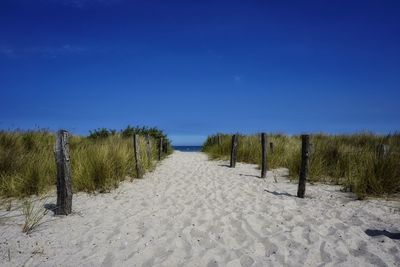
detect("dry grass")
[203,133,400,199]
[21,197,49,234]
[0,129,171,198]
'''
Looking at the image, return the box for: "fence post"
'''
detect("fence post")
[269,142,274,154]
[230,134,238,168]
[376,144,389,159]
[297,134,310,198]
[261,133,268,178]
[133,134,143,178]
[145,134,152,165]
[217,134,221,146]
[163,141,168,154]
[158,138,163,161]
[54,130,72,215]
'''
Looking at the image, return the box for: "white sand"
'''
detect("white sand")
[1,151,400,266]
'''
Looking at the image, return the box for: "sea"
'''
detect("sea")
[173,146,203,152]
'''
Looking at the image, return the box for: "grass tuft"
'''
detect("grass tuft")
[21,197,49,234]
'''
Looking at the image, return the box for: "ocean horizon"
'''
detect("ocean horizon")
[173,146,202,152]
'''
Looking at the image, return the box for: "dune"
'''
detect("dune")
[1,151,399,266]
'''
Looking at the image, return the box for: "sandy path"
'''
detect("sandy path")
[1,151,400,266]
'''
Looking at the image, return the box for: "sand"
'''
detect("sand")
[1,151,400,266]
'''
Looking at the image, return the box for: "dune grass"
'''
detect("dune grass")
[21,196,49,234]
[0,128,172,198]
[203,133,400,199]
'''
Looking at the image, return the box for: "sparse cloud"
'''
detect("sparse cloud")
[26,44,87,58]
[234,75,243,83]
[44,0,123,8]
[0,44,92,59]
[0,46,17,58]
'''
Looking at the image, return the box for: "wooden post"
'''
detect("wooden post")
[163,141,168,154]
[297,134,310,198]
[158,138,163,161]
[261,133,268,178]
[376,144,389,159]
[55,130,72,215]
[230,134,238,168]
[217,134,221,146]
[133,134,143,178]
[145,134,152,165]
[269,142,274,154]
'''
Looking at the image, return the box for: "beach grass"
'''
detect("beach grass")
[0,127,172,198]
[21,197,49,234]
[203,133,400,199]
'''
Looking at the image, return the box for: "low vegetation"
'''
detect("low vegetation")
[0,126,172,198]
[203,133,400,199]
[21,197,49,234]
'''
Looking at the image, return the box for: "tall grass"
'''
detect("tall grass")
[0,129,172,198]
[203,133,400,199]
[0,130,55,197]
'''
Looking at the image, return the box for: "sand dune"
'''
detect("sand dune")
[1,151,399,266]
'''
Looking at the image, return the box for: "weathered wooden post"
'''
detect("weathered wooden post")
[158,138,163,161]
[217,134,221,146]
[145,134,152,165]
[297,134,310,198]
[133,134,143,178]
[54,130,72,215]
[230,134,238,168]
[269,142,274,154]
[376,144,389,159]
[163,141,168,154]
[261,133,268,178]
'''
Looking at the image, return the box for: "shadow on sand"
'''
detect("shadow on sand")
[44,203,57,214]
[218,164,231,168]
[264,189,295,197]
[239,174,260,178]
[365,229,400,240]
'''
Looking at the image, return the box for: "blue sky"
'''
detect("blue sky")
[1,0,399,145]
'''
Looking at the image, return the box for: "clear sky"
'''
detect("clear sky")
[1,0,399,145]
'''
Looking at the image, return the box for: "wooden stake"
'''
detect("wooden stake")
[376,144,389,159]
[55,130,72,215]
[261,133,268,178]
[230,134,238,168]
[297,134,310,198]
[145,134,152,165]
[158,138,163,161]
[163,141,168,154]
[133,134,143,178]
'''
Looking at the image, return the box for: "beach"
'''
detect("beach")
[1,151,399,266]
